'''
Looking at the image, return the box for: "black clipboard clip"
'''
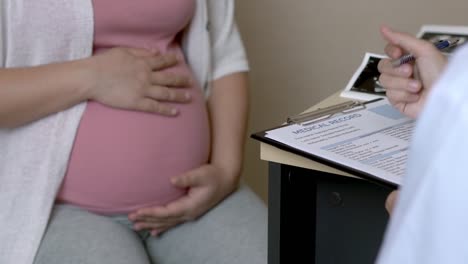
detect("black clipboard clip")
[286,98,383,126]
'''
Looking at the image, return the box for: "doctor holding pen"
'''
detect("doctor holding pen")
[377,25,448,214]
[376,25,468,263]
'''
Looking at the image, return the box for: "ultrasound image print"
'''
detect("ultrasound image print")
[420,32,467,54]
[350,56,385,96]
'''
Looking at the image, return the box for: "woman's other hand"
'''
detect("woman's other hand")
[377,26,447,119]
[128,163,239,236]
[88,48,192,116]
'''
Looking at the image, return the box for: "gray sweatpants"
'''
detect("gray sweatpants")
[34,185,267,264]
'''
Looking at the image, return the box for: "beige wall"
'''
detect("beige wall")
[235,0,468,202]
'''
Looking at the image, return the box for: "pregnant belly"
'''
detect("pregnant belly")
[58,86,210,215]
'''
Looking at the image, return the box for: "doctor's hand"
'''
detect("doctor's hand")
[128,163,239,236]
[377,26,447,118]
[385,190,399,215]
[87,47,192,116]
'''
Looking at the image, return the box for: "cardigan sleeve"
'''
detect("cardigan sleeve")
[208,0,249,81]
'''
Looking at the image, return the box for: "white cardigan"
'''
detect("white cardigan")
[0,1,248,263]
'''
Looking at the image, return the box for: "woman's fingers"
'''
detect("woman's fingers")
[145,85,191,103]
[125,48,178,70]
[125,48,159,57]
[136,84,193,115]
[145,53,178,70]
[151,71,191,87]
[135,98,179,116]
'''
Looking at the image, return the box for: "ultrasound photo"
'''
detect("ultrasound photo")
[349,56,385,96]
[341,53,387,101]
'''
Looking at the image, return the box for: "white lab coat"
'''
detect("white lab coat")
[377,44,468,263]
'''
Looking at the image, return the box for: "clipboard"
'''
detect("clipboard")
[252,98,413,189]
[286,98,381,126]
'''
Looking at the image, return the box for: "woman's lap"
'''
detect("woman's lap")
[34,205,151,264]
[35,185,267,264]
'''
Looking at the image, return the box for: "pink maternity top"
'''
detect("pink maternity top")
[57,0,211,214]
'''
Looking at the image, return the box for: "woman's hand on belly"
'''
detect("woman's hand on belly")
[87,47,192,116]
[128,163,239,236]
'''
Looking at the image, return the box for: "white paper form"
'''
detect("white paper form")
[265,99,414,185]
